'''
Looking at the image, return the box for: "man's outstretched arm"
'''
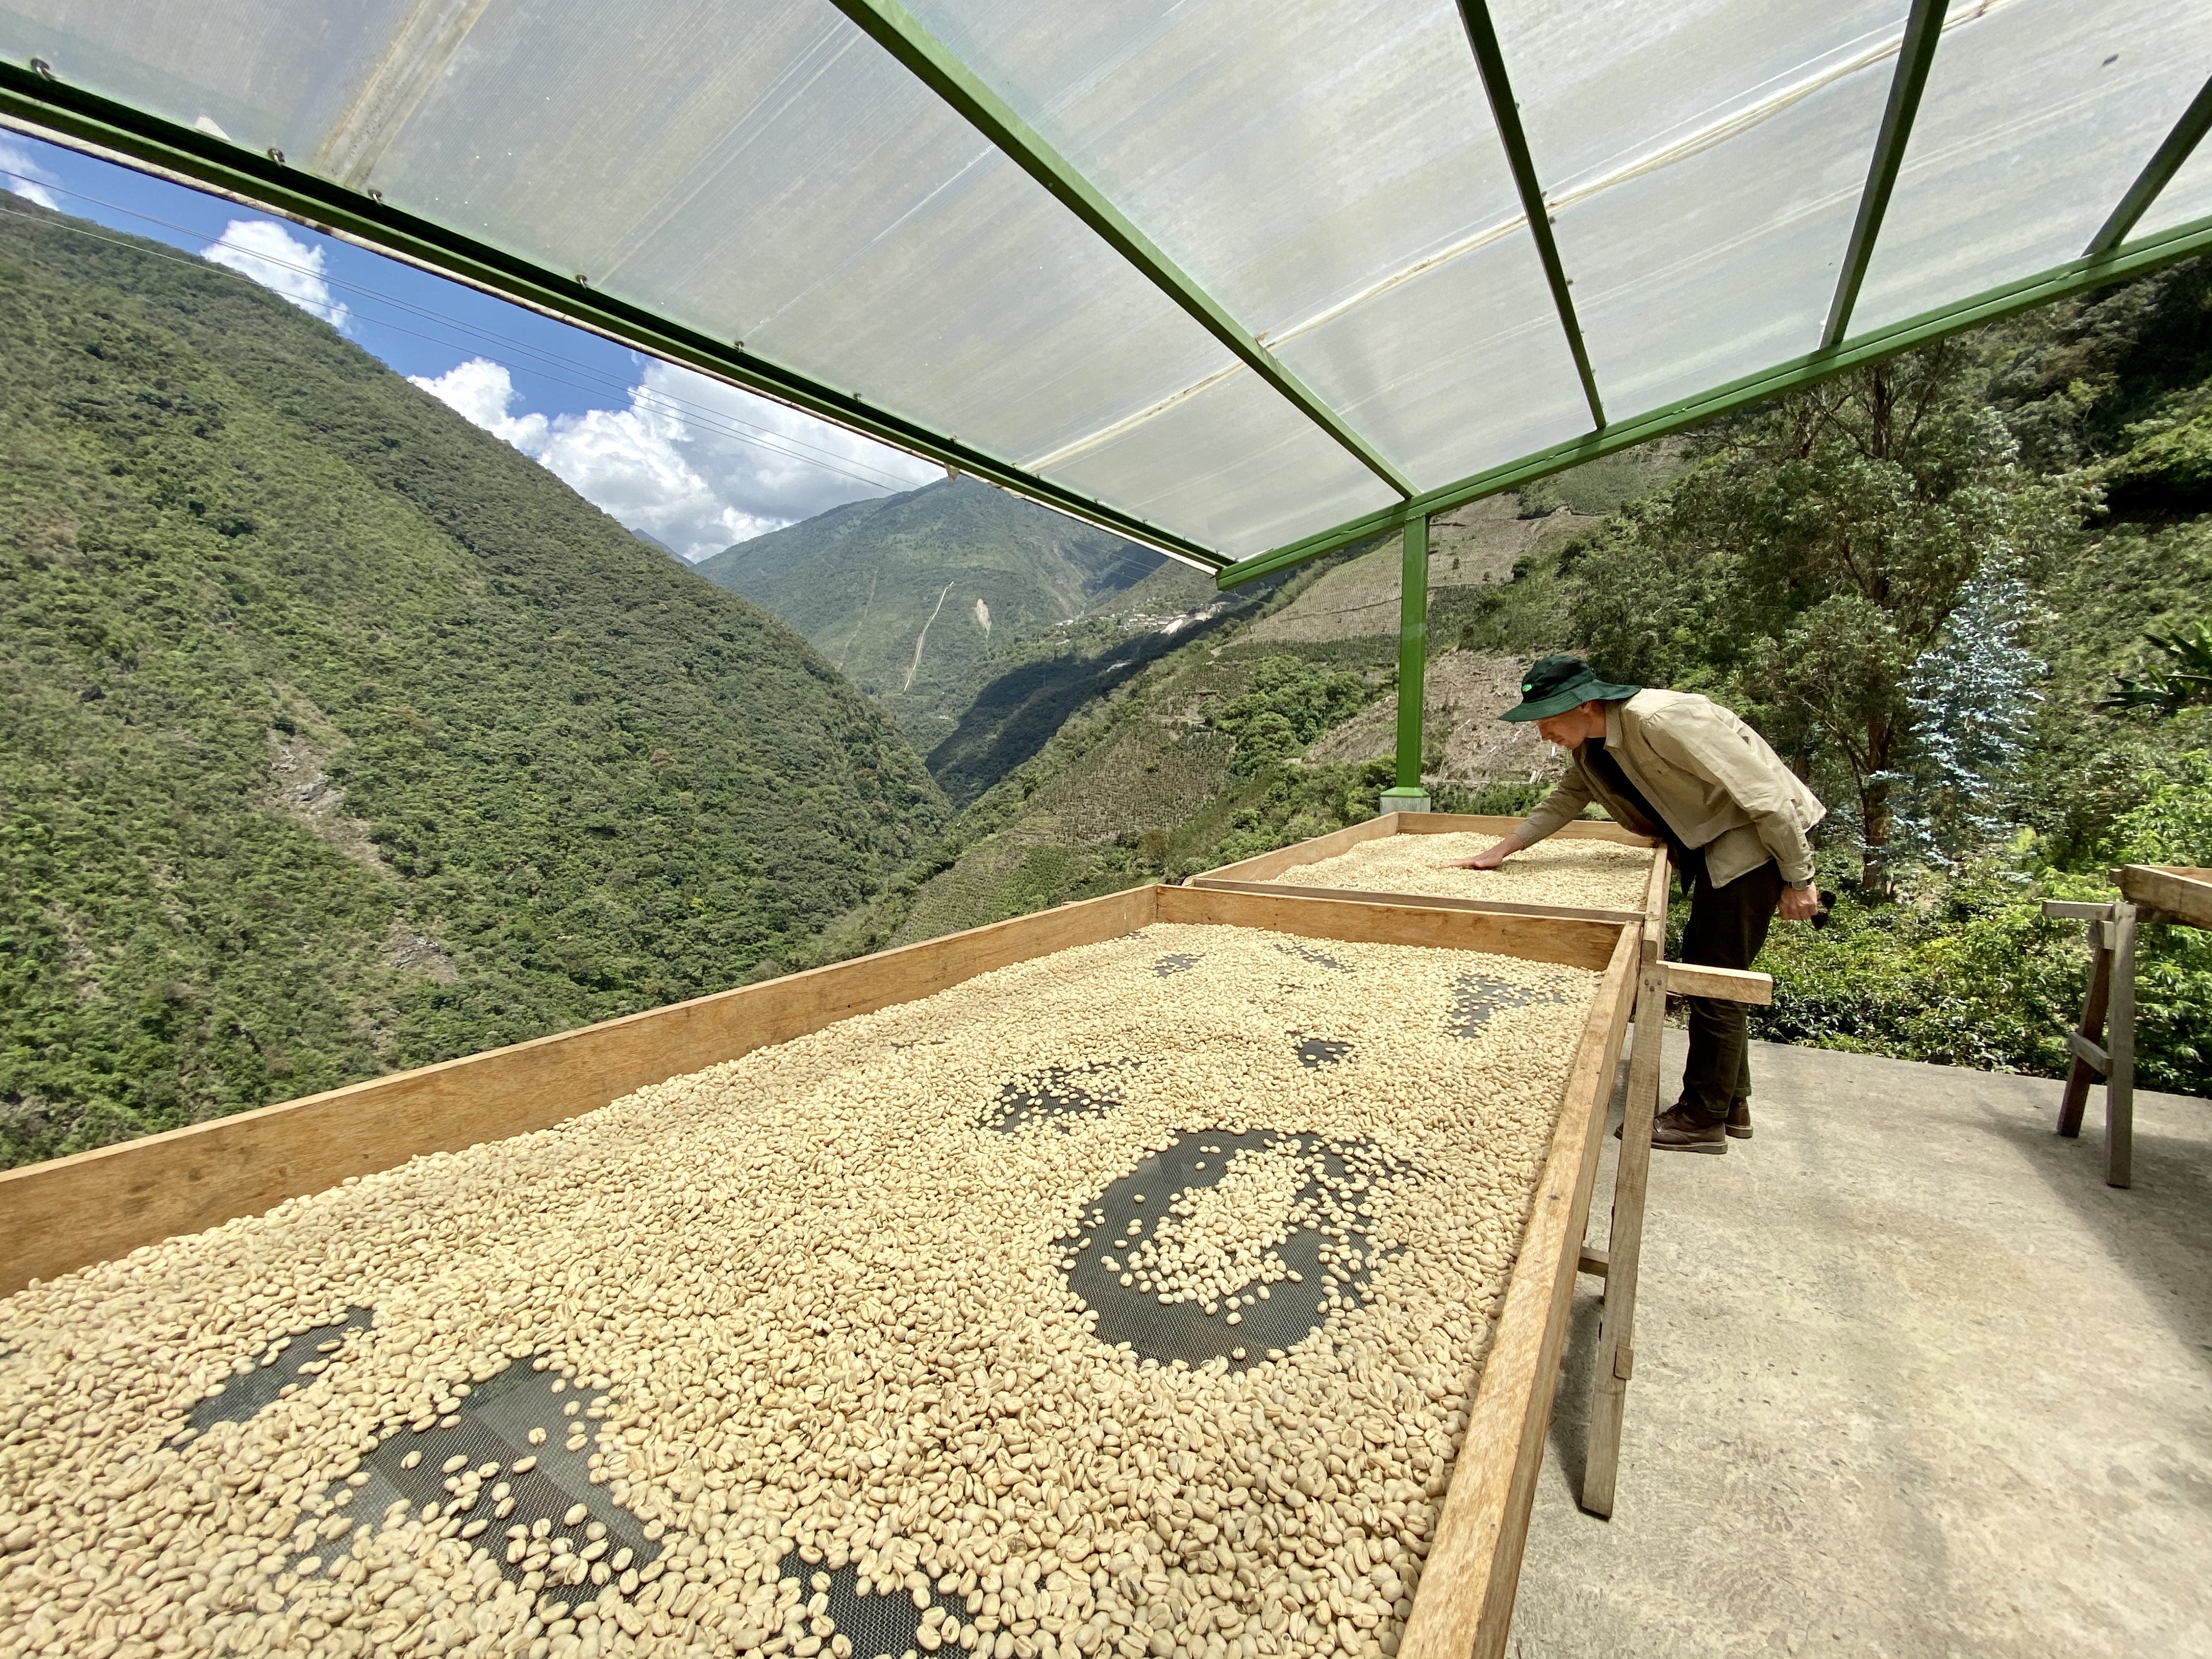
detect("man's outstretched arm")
[1446,772,1593,868]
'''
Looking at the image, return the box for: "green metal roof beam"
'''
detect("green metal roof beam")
[2085,72,2212,257]
[823,0,1414,499]
[1217,209,2212,590]
[1822,0,1949,348]
[1456,0,1604,428]
[0,60,1230,571]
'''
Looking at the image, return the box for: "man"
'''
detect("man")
[1455,655,1823,1153]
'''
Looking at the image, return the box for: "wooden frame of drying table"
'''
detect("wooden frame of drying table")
[2,881,1641,1659]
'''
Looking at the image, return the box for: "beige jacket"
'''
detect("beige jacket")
[1517,689,1824,888]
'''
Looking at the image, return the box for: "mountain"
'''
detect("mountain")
[822,496,1590,951]
[0,200,947,1168]
[695,475,1221,749]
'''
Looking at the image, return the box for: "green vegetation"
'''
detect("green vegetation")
[10,196,2211,1175]
[1208,657,1374,774]
[0,204,945,1167]
[1556,340,2086,895]
[2102,623,2212,716]
[785,556,1398,953]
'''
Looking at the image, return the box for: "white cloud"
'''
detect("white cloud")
[0,138,60,210]
[409,358,549,452]
[200,218,350,331]
[409,356,941,561]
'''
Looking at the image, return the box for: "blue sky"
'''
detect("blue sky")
[0,129,940,558]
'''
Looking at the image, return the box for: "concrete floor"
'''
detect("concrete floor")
[1508,1032,2212,1658]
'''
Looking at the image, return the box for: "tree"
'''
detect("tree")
[1209,656,1372,774]
[1895,556,2045,866]
[1570,343,2089,897]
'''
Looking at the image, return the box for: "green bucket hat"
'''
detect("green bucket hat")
[1500,654,1641,723]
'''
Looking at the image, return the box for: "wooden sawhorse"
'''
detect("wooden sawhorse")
[2044,864,2212,1189]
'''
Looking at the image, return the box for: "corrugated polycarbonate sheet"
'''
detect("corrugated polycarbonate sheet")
[901,0,1587,492]
[1553,56,1893,417]
[1491,0,1909,419]
[1489,0,1909,201]
[348,0,1241,473]
[1852,0,2212,334]
[1271,224,1591,492]
[906,0,1517,336]
[0,0,422,160]
[1043,368,1397,560]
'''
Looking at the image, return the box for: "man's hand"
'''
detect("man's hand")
[1778,883,1820,921]
[1447,840,1516,871]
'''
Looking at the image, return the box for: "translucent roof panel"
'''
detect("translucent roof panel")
[351,0,1238,473]
[900,0,1568,484]
[1043,369,1398,560]
[1852,0,2212,334]
[3,0,2208,567]
[902,1,1517,338]
[1270,225,1592,493]
[1492,0,1909,199]
[1492,0,1908,419]
[1550,52,1893,417]
[0,0,428,161]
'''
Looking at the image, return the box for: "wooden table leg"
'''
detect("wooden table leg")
[1582,952,1664,1519]
[2106,903,2137,1189]
[2057,911,2113,1139]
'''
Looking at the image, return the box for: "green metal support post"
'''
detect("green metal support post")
[1381,515,1431,814]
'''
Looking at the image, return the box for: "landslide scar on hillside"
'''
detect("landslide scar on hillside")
[264,726,390,872]
[262,721,459,984]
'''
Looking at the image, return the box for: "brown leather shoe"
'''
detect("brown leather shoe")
[1726,1100,1753,1140]
[1651,1107,1728,1154]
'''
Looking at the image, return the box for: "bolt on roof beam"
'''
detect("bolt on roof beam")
[0,61,1229,571]
[823,0,1413,499]
[1216,208,2212,588]
[2085,72,2212,257]
[1456,1,1605,429]
[1822,0,1949,349]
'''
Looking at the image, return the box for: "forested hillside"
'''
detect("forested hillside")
[695,475,1222,757]
[0,202,946,1167]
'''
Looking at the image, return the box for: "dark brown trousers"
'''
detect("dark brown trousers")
[1674,849,1782,1122]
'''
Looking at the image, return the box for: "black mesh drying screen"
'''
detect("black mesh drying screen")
[1294,1036,1350,1068]
[768,1547,977,1659]
[188,1306,377,1434]
[359,1359,663,1602]
[186,1318,659,1605]
[981,1060,1133,1134]
[1448,970,1564,1037]
[1271,940,1349,973]
[1055,1128,1408,1374]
